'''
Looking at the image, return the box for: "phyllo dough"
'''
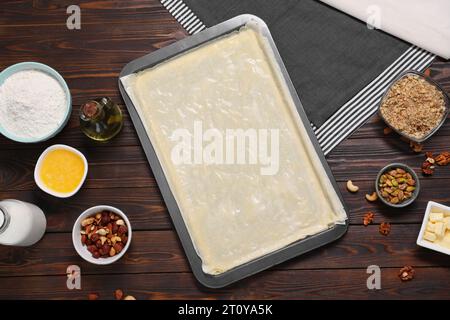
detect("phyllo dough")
[122,26,347,275]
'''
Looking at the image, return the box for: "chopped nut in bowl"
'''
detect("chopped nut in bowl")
[72,205,132,265]
[375,163,420,208]
[379,70,449,143]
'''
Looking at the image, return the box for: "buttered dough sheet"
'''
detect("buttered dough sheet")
[122,26,347,275]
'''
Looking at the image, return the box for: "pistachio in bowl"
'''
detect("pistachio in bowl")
[375,163,420,208]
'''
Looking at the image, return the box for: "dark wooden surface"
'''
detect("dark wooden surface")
[0,0,449,300]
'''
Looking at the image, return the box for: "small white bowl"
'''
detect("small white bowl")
[72,205,132,265]
[34,144,88,198]
[417,201,450,255]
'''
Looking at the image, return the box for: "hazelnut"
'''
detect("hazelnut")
[101,244,111,253]
[100,211,110,225]
[90,233,99,242]
[113,242,124,253]
[118,225,127,236]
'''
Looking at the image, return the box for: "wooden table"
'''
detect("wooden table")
[0,0,449,300]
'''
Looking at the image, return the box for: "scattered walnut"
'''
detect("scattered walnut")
[379,222,391,236]
[398,266,415,281]
[363,212,374,226]
[422,153,436,175]
[410,141,423,153]
[435,152,450,166]
[422,161,434,175]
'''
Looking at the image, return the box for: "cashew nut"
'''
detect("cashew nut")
[124,295,136,300]
[96,228,109,236]
[81,217,95,227]
[346,180,359,193]
[365,192,378,202]
[116,219,125,226]
[111,236,122,245]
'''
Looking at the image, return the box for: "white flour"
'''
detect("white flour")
[0,69,67,140]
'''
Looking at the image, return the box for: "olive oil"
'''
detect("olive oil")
[80,97,123,141]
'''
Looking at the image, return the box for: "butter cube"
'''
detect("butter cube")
[444,231,450,242]
[426,222,436,232]
[424,231,437,242]
[435,222,445,238]
[430,212,444,222]
[444,217,450,230]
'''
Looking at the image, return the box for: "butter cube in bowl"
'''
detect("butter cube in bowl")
[417,201,450,255]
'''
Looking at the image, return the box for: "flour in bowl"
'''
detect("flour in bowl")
[0,69,68,140]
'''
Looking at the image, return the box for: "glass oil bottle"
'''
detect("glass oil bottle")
[79,97,123,141]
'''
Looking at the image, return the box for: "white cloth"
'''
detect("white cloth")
[320,0,450,59]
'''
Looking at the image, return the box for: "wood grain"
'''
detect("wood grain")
[1,267,450,300]
[1,225,450,278]
[1,178,449,235]
[2,141,449,191]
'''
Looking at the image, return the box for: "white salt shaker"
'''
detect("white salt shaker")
[0,199,46,246]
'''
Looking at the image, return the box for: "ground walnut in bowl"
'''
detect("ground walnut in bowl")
[380,73,448,142]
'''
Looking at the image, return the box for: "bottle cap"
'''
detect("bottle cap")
[81,101,100,118]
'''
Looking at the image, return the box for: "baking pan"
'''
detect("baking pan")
[118,14,349,288]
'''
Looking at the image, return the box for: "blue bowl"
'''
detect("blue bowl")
[0,62,72,143]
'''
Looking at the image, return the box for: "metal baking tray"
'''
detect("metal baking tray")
[118,14,349,288]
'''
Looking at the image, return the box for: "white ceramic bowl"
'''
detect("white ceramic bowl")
[417,201,450,255]
[72,205,132,265]
[34,144,88,198]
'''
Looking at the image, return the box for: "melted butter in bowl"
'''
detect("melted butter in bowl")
[34,144,88,198]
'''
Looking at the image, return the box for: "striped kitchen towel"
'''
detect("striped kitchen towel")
[160,0,435,155]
